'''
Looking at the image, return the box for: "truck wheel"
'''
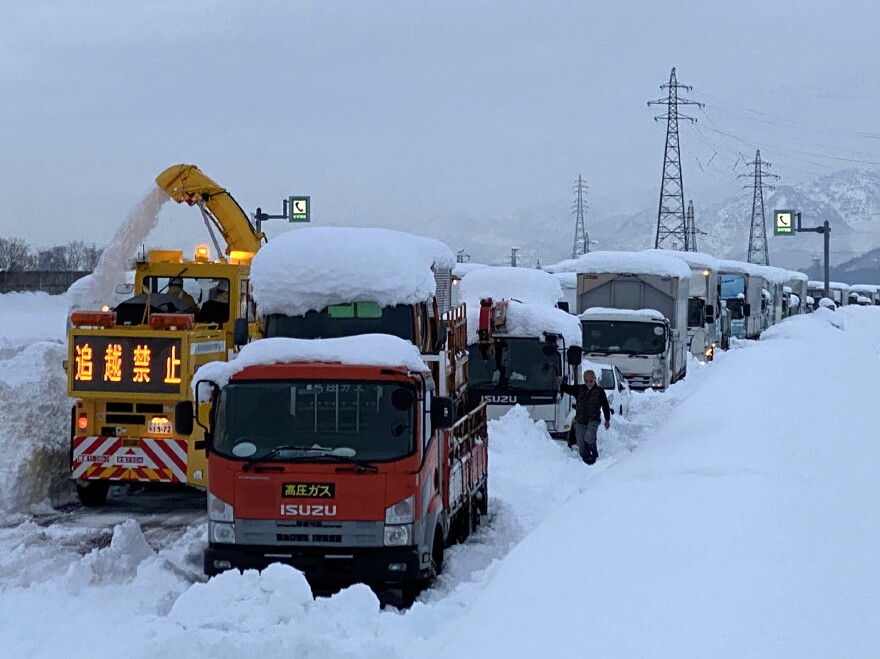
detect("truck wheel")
[76,481,109,507]
[478,485,488,516]
[431,530,445,577]
[470,498,480,533]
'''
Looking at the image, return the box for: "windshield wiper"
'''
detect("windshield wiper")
[243,445,378,472]
[243,444,331,471]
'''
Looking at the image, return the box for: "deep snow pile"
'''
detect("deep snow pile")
[0,293,73,516]
[1,304,879,658]
[250,227,456,317]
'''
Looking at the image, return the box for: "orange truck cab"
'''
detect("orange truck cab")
[175,335,488,601]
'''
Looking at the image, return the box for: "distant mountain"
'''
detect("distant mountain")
[815,246,880,285]
[435,168,880,270]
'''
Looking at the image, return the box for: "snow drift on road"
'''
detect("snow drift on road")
[1,300,879,658]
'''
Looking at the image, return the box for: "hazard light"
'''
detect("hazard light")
[194,245,210,262]
[229,250,254,265]
[77,413,88,430]
[70,311,116,328]
[149,313,194,330]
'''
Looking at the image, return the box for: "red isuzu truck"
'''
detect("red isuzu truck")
[175,334,488,603]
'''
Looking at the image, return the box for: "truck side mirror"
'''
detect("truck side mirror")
[174,400,194,436]
[431,396,455,431]
[556,301,570,313]
[233,317,249,347]
[743,304,752,317]
[566,345,583,366]
[705,305,715,323]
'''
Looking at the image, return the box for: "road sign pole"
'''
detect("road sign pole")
[824,220,831,299]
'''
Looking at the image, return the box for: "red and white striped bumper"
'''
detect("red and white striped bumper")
[71,436,188,483]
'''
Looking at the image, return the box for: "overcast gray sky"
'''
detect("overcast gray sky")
[2,0,879,257]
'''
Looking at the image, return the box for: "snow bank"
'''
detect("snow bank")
[250,227,456,316]
[465,300,582,346]
[459,266,563,308]
[579,307,665,321]
[0,292,69,343]
[195,335,429,393]
[574,250,691,279]
[0,340,72,515]
[441,306,880,658]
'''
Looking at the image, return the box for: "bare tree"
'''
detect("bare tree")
[0,237,35,270]
[34,241,103,271]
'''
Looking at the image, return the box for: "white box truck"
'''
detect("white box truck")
[574,251,690,390]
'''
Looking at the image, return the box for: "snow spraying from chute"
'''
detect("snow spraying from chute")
[66,185,170,312]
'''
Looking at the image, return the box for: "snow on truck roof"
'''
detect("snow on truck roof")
[579,307,666,321]
[465,301,582,347]
[717,260,788,284]
[849,284,879,293]
[643,249,719,271]
[194,335,429,392]
[572,251,692,279]
[459,267,563,308]
[250,227,456,316]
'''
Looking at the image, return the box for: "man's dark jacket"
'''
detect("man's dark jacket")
[560,381,611,425]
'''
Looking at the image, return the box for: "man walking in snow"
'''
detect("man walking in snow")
[560,370,611,465]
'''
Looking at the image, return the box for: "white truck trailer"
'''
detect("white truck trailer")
[573,251,690,391]
[645,249,720,362]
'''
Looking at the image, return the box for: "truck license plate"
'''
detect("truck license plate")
[148,418,173,434]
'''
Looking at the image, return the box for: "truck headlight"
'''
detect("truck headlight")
[385,495,415,524]
[210,521,235,544]
[208,492,234,522]
[384,524,412,546]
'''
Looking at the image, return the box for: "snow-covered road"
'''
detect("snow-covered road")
[1,292,878,658]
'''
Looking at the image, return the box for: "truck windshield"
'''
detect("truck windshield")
[687,298,705,328]
[467,338,560,392]
[264,302,413,342]
[726,298,745,320]
[214,381,415,462]
[581,320,666,355]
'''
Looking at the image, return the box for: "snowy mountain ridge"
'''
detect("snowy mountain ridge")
[433,168,880,270]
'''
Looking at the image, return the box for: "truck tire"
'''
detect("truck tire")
[431,529,445,577]
[76,481,110,507]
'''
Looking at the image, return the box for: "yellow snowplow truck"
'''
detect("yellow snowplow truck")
[68,164,263,506]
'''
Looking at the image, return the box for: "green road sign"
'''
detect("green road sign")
[774,209,794,236]
[289,196,310,223]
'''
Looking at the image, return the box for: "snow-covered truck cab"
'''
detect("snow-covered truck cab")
[645,249,720,362]
[67,164,262,506]
[177,334,488,603]
[456,266,583,438]
[784,271,809,317]
[850,284,880,306]
[718,261,765,340]
[579,308,671,390]
[572,251,690,390]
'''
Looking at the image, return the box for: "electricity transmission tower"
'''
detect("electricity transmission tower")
[571,174,590,258]
[685,201,697,252]
[740,149,778,265]
[509,247,520,267]
[648,67,703,250]
[455,249,470,263]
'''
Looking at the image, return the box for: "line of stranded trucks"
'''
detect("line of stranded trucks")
[64,164,854,602]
